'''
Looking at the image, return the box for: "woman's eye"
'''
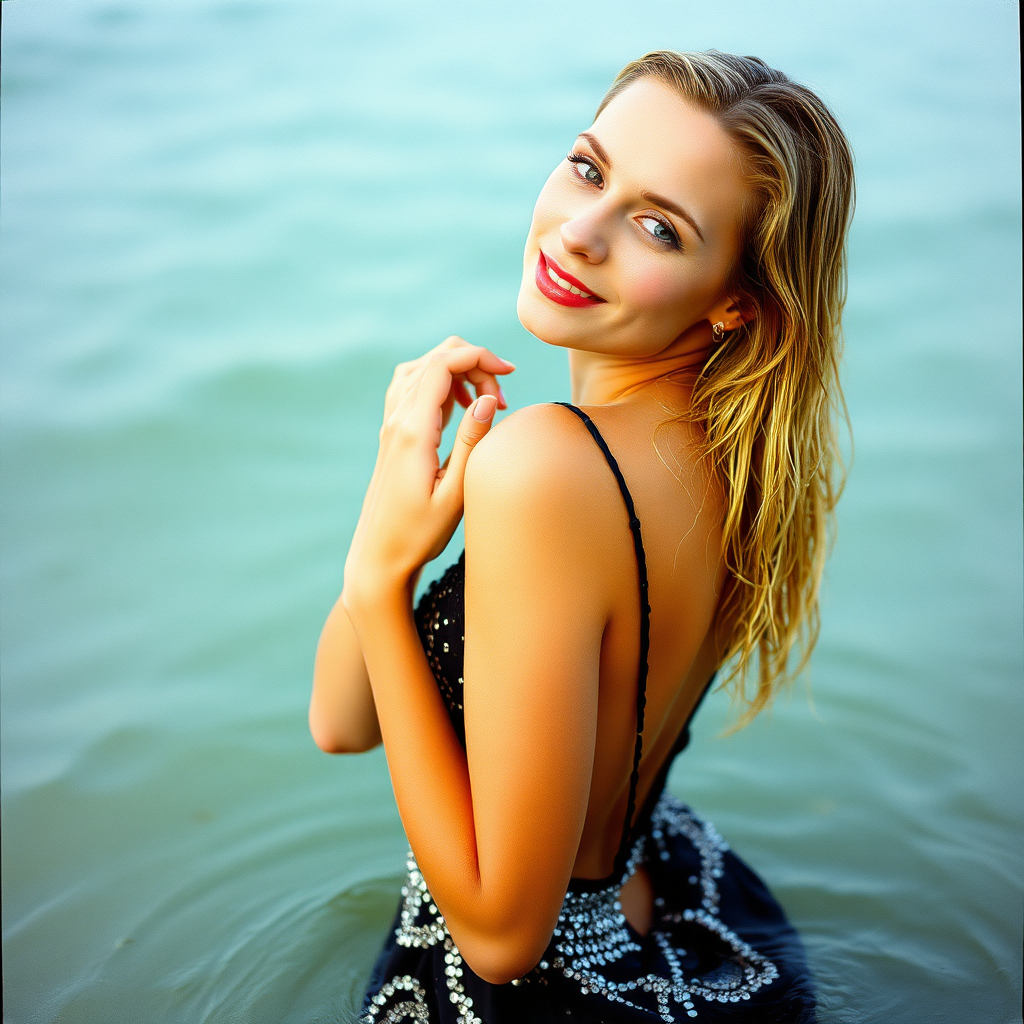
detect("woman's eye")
[569,155,602,185]
[639,215,678,247]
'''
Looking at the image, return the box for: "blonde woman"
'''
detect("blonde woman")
[311,50,854,1024]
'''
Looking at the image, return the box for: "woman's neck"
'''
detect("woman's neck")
[567,341,712,408]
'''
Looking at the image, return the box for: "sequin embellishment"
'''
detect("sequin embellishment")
[368,791,779,1023]
[414,555,467,746]
[539,795,780,1020]
[362,975,430,1023]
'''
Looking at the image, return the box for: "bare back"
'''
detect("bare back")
[545,397,727,880]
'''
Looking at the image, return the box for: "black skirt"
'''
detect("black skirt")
[360,791,816,1024]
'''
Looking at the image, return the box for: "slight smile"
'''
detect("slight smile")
[535,251,606,308]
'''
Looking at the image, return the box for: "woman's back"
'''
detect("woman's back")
[475,397,727,881]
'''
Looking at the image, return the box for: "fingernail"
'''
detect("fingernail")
[499,357,516,369]
[498,385,507,405]
[472,395,497,421]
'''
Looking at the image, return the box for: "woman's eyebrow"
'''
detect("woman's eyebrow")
[639,189,705,244]
[578,132,613,167]
[577,131,706,245]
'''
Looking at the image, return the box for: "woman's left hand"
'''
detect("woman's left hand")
[343,336,515,612]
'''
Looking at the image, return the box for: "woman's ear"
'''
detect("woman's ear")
[725,293,757,330]
[706,291,757,335]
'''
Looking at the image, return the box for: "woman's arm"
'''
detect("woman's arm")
[345,398,611,984]
[310,568,423,754]
[309,592,380,754]
[310,595,377,753]
[309,337,505,755]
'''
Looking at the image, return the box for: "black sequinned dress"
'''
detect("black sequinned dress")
[360,404,816,1024]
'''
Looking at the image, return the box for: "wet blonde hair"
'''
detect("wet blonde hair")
[597,50,855,724]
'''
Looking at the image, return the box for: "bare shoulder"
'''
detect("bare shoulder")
[465,402,601,507]
[463,402,624,588]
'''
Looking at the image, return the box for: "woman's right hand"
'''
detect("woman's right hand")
[344,337,515,608]
[383,335,509,432]
[310,336,514,754]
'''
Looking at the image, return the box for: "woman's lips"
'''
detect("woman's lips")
[535,251,605,308]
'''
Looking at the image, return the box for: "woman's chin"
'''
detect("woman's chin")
[516,287,581,351]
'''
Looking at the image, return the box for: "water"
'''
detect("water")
[1,1,1020,1021]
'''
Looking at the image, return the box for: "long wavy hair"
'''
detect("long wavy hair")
[597,51,855,724]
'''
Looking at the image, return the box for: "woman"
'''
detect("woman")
[310,49,854,1024]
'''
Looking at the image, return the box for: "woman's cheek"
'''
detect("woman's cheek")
[625,264,687,316]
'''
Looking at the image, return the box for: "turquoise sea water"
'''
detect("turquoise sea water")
[1,1,1021,1021]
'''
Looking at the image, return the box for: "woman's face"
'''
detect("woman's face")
[517,76,751,358]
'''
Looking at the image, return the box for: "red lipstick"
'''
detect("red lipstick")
[535,251,605,308]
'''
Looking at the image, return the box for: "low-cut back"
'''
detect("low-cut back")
[360,404,816,1023]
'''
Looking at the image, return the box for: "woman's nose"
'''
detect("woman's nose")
[559,207,609,264]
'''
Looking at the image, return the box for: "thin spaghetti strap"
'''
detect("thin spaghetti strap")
[554,402,651,880]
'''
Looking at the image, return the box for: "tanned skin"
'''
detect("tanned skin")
[309,77,755,985]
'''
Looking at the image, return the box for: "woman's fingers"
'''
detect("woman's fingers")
[404,353,471,438]
[435,395,497,506]
[382,341,513,455]
[460,366,507,408]
[423,338,515,377]
[394,346,509,430]
[450,377,474,408]
[362,339,511,577]
[389,341,512,410]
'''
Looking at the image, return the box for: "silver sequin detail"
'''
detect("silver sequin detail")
[395,850,448,948]
[360,975,430,1023]
[650,794,728,916]
[377,853,480,1023]
[381,792,778,1022]
[362,944,483,1024]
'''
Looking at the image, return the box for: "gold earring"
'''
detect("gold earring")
[712,321,726,342]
